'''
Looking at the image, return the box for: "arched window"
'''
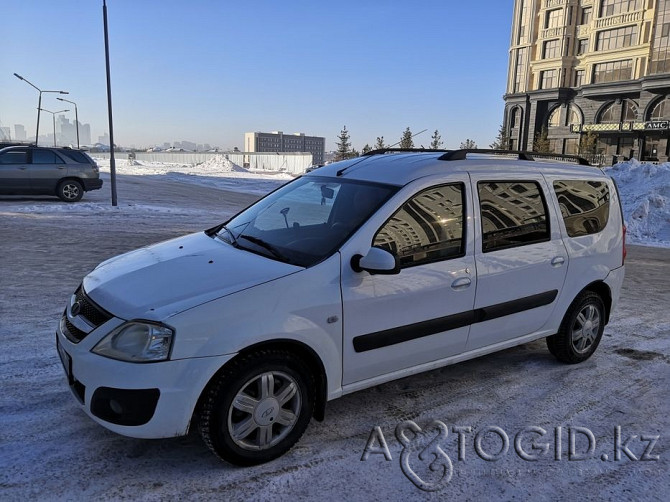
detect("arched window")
[547,107,561,127]
[622,100,638,122]
[599,102,619,123]
[510,107,520,128]
[650,96,670,120]
[598,99,638,123]
[567,105,582,127]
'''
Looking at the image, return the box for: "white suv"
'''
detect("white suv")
[56,149,626,465]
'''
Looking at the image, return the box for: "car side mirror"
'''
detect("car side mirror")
[351,247,400,275]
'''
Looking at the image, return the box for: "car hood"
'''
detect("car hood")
[83,231,302,320]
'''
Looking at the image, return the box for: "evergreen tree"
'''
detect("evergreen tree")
[578,131,597,155]
[335,126,352,161]
[374,136,385,150]
[532,127,551,153]
[460,139,477,149]
[399,127,414,149]
[362,144,372,154]
[489,124,511,150]
[351,148,360,158]
[430,130,443,149]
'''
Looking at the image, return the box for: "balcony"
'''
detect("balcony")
[540,26,566,39]
[594,10,644,29]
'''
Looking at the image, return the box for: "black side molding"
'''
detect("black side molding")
[352,290,558,353]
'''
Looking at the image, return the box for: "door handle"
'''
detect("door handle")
[551,256,565,267]
[58,167,65,170]
[19,166,28,170]
[451,277,471,290]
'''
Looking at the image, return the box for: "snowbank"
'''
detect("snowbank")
[606,160,670,248]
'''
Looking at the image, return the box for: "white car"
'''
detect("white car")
[56,149,626,465]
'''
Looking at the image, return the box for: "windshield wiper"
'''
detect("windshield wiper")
[214,225,239,247]
[238,235,291,263]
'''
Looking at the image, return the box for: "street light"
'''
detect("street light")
[57,97,79,149]
[13,73,68,146]
[39,108,69,147]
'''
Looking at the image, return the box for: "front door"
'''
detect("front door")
[0,148,31,193]
[340,178,476,386]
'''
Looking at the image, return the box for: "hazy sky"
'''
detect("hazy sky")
[1,0,512,150]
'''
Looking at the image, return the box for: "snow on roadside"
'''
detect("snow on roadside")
[606,160,670,248]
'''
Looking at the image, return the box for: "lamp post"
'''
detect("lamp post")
[13,73,68,146]
[57,97,79,149]
[39,108,69,147]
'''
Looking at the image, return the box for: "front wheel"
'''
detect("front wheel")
[547,291,605,364]
[199,349,314,465]
[57,180,83,202]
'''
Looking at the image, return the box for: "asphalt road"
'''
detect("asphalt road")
[1,174,668,500]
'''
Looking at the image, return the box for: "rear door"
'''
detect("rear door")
[340,177,476,386]
[466,173,569,351]
[29,149,67,193]
[0,148,31,193]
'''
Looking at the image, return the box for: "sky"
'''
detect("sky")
[1,0,513,151]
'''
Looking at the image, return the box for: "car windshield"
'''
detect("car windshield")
[214,176,398,267]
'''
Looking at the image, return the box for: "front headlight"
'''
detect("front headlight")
[92,321,174,362]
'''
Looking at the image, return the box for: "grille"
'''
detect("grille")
[73,286,112,327]
[63,316,87,343]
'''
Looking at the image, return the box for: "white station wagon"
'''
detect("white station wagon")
[56,149,626,465]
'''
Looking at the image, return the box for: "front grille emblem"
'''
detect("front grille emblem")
[71,301,82,317]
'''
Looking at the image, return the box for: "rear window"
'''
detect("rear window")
[32,149,64,164]
[553,180,610,237]
[478,181,550,252]
[58,149,93,164]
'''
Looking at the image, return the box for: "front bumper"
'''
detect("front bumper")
[56,322,234,439]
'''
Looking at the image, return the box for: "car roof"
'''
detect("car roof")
[308,150,604,187]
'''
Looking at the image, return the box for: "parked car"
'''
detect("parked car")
[56,149,626,465]
[0,146,102,202]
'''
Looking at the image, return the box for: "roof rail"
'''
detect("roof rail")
[362,147,452,156]
[438,149,592,166]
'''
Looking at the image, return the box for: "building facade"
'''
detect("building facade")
[244,131,326,165]
[505,0,670,163]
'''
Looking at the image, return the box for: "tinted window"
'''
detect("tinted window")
[553,180,610,237]
[0,150,29,164]
[478,181,550,252]
[373,184,465,268]
[59,150,91,163]
[32,149,64,164]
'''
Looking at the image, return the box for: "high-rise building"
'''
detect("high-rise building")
[14,124,26,141]
[245,131,326,165]
[505,0,670,162]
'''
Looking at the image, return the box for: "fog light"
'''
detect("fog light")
[109,400,123,414]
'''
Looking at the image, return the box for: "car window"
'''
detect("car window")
[32,149,65,164]
[59,150,91,163]
[373,183,465,268]
[553,180,610,237]
[221,177,397,267]
[478,181,550,252]
[0,150,29,164]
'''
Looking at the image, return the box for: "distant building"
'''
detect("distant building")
[245,131,326,165]
[505,0,670,163]
[0,127,10,140]
[14,124,26,141]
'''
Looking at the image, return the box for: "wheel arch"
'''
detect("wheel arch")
[581,280,612,324]
[194,338,328,424]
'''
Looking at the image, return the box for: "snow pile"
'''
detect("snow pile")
[196,154,246,173]
[606,160,670,248]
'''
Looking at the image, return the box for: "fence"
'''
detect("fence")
[91,151,313,175]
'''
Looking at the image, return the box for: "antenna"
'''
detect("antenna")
[386,129,428,149]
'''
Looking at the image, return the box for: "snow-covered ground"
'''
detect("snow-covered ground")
[1,156,669,500]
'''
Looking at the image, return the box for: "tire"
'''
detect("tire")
[547,291,605,364]
[199,349,315,466]
[57,180,83,202]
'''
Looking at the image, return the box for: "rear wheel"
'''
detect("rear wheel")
[199,349,314,465]
[547,291,605,364]
[57,180,83,202]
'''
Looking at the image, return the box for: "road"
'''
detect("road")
[1,174,668,500]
